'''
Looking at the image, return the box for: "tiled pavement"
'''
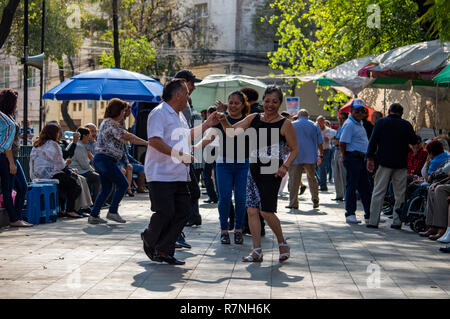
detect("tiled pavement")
[0,182,449,299]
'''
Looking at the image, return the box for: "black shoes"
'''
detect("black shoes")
[285,206,298,209]
[141,232,161,262]
[390,224,402,230]
[234,231,243,244]
[332,197,344,201]
[175,232,191,249]
[203,199,218,204]
[313,200,319,209]
[158,254,185,265]
[299,185,307,195]
[439,246,450,253]
[221,232,231,244]
[366,224,378,229]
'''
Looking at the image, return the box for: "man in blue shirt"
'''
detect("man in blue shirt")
[339,98,372,224]
[288,109,323,209]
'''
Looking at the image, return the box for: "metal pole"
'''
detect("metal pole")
[23,0,29,146]
[39,0,45,132]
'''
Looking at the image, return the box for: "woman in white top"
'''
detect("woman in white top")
[30,123,82,218]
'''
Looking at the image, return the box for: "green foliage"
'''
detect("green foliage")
[415,0,450,41]
[96,0,201,76]
[3,0,83,64]
[264,0,428,111]
[99,31,157,74]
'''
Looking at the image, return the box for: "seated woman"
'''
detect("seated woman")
[30,123,82,218]
[419,161,450,240]
[69,127,101,201]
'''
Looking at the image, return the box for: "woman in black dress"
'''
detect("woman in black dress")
[217,85,299,263]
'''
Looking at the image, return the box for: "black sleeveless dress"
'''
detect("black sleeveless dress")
[246,114,288,213]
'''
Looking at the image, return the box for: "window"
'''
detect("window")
[194,3,208,34]
[101,101,105,109]
[87,100,93,109]
[78,103,82,111]
[0,66,10,88]
[73,103,77,112]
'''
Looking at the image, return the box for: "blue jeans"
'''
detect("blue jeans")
[318,149,331,189]
[202,162,217,201]
[0,154,27,222]
[216,162,249,231]
[91,154,129,217]
[343,154,372,219]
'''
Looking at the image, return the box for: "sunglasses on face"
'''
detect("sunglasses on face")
[354,108,366,114]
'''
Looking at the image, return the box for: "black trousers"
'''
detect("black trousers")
[187,164,202,225]
[53,171,82,212]
[144,181,192,256]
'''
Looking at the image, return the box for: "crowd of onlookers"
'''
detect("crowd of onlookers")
[0,88,148,226]
[1,84,449,258]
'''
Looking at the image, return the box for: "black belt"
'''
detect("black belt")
[345,151,366,159]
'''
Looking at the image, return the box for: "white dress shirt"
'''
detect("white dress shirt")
[144,102,191,182]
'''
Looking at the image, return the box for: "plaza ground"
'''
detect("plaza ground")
[0,180,449,299]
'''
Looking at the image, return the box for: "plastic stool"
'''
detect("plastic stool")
[41,183,59,223]
[24,183,59,224]
[24,185,46,224]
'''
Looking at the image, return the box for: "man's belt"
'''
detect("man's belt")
[345,151,366,159]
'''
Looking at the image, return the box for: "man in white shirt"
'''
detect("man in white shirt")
[141,78,219,265]
[316,116,332,191]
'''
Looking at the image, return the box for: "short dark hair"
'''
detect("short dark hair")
[281,111,290,118]
[415,134,422,144]
[388,103,403,115]
[77,127,90,140]
[207,106,216,114]
[0,89,18,116]
[262,85,283,104]
[162,78,186,101]
[104,98,129,119]
[426,139,444,157]
[240,87,259,102]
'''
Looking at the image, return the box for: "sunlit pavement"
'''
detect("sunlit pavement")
[0,181,449,299]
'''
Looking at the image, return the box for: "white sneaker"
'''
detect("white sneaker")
[346,215,361,224]
[437,228,450,243]
[106,212,126,223]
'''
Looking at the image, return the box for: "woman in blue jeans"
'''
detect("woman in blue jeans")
[196,91,250,244]
[0,89,32,227]
[88,99,149,225]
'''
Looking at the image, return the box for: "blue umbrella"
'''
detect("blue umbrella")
[43,67,163,102]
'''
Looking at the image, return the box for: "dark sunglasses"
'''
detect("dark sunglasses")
[354,108,366,114]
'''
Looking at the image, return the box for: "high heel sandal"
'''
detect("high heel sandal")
[279,240,290,262]
[242,248,263,262]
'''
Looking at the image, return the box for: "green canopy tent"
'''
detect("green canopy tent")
[433,64,450,83]
[190,74,267,112]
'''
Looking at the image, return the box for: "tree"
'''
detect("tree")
[415,0,450,40]
[264,0,428,110]
[0,0,20,50]
[96,0,209,76]
[4,0,86,131]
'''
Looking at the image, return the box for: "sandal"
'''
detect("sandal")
[279,240,290,262]
[242,248,263,262]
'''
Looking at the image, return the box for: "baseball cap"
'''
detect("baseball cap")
[350,98,365,108]
[174,70,202,83]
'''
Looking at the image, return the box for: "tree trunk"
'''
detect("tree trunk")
[0,0,20,50]
[112,0,120,68]
[58,60,77,131]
